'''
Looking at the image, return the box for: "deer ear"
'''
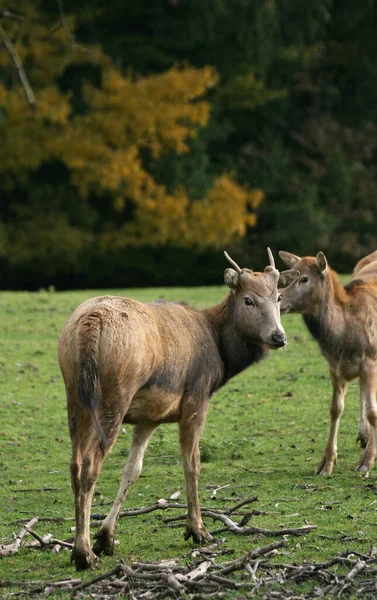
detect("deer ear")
[279,251,301,268]
[278,269,300,289]
[315,251,327,274]
[224,268,239,289]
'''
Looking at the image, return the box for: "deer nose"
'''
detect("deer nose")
[271,332,287,347]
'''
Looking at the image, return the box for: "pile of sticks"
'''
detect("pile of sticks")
[1,498,377,598]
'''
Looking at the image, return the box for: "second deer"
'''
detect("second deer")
[279,249,377,477]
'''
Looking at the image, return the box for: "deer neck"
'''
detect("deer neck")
[220,324,266,382]
[203,295,266,384]
[303,270,348,352]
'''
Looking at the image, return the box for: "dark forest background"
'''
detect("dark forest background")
[1,0,377,289]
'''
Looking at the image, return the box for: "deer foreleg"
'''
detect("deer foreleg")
[93,423,157,557]
[316,372,347,475]
[355,368,377,476]
[179,400,212,544]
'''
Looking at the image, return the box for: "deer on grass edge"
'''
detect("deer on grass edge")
[58,249,298,571]
[279,249,377,477]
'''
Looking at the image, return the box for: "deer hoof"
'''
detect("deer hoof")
[72,548,99,571]
[315,461,333,476]
[93,529,115,556]
[184,526,213,544]
[356,432,369,449]
[355,463,370,477]
[355,449,375,475]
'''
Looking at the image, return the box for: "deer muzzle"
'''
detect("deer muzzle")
[271,331,287,348]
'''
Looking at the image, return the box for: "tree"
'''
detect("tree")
[0,1,263,267]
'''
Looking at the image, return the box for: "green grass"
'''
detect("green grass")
[0,285,376,595]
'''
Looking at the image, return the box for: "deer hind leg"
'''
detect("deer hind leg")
[316,372,347,475]
[69,404,124,571]
[93,422,157,557]
[355,367,377,476]
[356,381,370,448]
[179,399,212,544]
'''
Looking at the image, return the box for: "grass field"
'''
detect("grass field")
[0,284,376,596]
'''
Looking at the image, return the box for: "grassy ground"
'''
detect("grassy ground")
[0,284,376,596]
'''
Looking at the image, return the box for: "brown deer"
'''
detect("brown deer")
[58,249,298,571]
[279,249,377,477]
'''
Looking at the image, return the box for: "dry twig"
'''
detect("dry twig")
[201,509,317,537]
[6,499,377,598]
[0,517,38,557]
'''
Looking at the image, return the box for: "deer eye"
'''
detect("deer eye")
[300,276,309,283]
[244,297,254,306]
[277,294,282,302]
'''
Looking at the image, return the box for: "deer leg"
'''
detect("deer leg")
[69,409,97,571]
[316,372,347,475]
[179,400,211,544]
[93,422,157,557]
[69,407,123,571]
[356,382,370,448]
[355,368,377,476]
[71,441,110,570]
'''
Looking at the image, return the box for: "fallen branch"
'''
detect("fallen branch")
[91,499,188,522]
[71,563,126,592]
[7,499,377,599]
[226,495,259,514]
[24,526,73,550]
[12,516,74,525]
[201,509,317,537]
[5,542,377,599]
[215,538,286,576]
[12,487,64,493]
[0,517,38,557]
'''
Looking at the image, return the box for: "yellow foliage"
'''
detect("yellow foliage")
[0,4,263,249]
[100,176,263,249]
[185,176,264,247]
[35,87,71,124]
[83,65,217,158]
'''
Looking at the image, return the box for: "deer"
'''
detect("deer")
[58,249,298,571]
[278,249,377,478]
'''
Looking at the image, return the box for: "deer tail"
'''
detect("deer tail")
[78,313,108,449]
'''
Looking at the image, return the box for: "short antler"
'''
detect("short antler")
[224,251,242,274]
[267,247,275,269]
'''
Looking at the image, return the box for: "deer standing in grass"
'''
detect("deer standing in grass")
[58,249,298,571]
[279,249,377,477]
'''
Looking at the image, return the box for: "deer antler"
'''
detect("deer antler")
[224,251,242,274]
[267,247,275,269]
